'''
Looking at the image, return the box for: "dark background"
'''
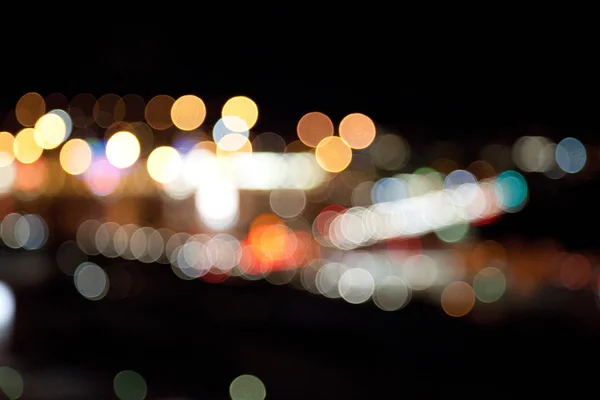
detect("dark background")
[2,26,600,398]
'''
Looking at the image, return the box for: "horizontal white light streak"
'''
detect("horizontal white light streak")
[178,151,328,193]
[224,152,328,190]
[327,178,505,250]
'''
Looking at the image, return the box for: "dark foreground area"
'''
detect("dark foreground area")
[1,250,599,399]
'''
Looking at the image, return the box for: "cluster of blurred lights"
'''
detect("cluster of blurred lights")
[325,173,526,250]
[67,216,503,313]
[3,91,599,398]
[13,91,599,321]
[0,366,266,400]
[0,93,380,181]
[55,212,600,319]
[63,216,319,300]
[0,213,48,250]
[501,135,587,177]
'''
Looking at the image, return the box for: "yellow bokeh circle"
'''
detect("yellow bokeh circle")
[315,136,352,173]
[147,146,182,184]
[13,128,43,164]
[222,96,258,131]
[60,139,93,175]
[171,95,207,131]
[106,131,141,169]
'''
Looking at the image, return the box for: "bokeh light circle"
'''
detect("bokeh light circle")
[106,131,141,169]
[15,92,45,127]
[74,262,109,300]
[297,112,334,148]
[441,281,475,317]
[0,365,23,400]
[171,95,206,131]
[34,112,68,149]
[0,132,15,167]
[473,267,506,303]
[147,146,182,184]
[373,276,411,311]
[370,134,410,171]
[113,370,147,400]
[339,113,376,149]
[145,94,175,130]
[494,170,528,212]
[213,117,249,145]
[556,137,586,174]
[222,96,258,131]
[60,139,93,175]
[229,374,266,400]
[13,128,43,164]
[315,136,352,173]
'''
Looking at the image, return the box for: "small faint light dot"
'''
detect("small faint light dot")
[229,374,266,400]
[0,366,23,400]
[114,370,147,400]
[56,240,88,276]
[145,95,175,130]
[269,189,306,218]
[15,92,45,127]
[93,94,121,128]
[435,223,470,243]
[473,267,506,303]
[252,132,286,152]
[370,134,410,171]
[373,276,411,311]
[74,262,109,300]
[441,281,475,317]
[560,254,592,290]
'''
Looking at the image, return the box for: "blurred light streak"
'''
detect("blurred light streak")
[327,176,517,249]
[0,282,16,350]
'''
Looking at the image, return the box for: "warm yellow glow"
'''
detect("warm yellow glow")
[216,133,252,152]
[193,140,217,154]
[15,92,45,127]
[145,95,175,130]
[60,139,93,175]
[315,136,352,173]
[106,131,141,169]
[339,113,376,149]
[34,113,68,149]
[222,96,258,131]
[0,132,15,167]
[13,128,43,164]
[216,134,253,157]
[147,146,182,184]
[171,95,206,131]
